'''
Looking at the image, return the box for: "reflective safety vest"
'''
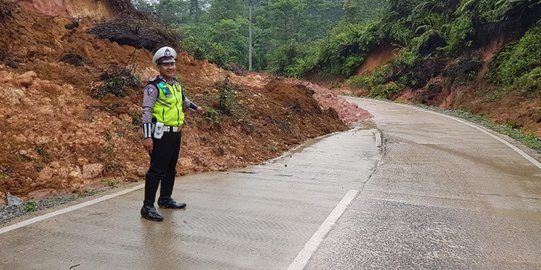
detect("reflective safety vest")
[149,78,185,127]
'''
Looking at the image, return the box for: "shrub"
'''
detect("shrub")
[444,55,482,85]
[444,13,474,56]
[348,63,390,88]
[489,24,541,86]
[311,22,382,76]
[24,200,37,212]
[510,66,541,97]
[267,41,299,76]
[349,75,379,89]
[368,81,402,99]
[91,66,140,98]
[213,77,248,121]
[203,108,221,127]
[216,78,237,116]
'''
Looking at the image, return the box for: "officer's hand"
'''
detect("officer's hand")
[143,138,153,154]
[196,106,204,114]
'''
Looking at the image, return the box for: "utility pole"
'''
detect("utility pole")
[190,0,200,23]
[248,0,253,71]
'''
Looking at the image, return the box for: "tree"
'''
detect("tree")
[207,0,246,21]
[157,0,191,25]
[190,0,202,22]
[133,0,155,13]
[344,0,384,23]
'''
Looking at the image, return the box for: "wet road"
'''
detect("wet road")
[305,98,541,270]
[0,128,381,269]
[1,98,541,269]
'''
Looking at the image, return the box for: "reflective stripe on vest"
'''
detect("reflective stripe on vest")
[152,82,184,127]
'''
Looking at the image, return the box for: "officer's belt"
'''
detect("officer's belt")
[163,126,181,132]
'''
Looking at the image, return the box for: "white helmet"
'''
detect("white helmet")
[152,46,177,65]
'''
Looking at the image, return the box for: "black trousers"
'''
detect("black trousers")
[144,131,181,206]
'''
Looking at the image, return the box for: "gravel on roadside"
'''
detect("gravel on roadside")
[0,190,106,225]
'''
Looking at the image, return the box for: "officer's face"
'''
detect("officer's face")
[158,62,176,79]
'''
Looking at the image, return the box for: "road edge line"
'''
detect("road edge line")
[287,189,359,270]
[347,97,540,170]
[0,184,144,235]
[398,103,541,170]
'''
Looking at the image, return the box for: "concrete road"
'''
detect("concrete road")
[0,128,381,269]
[1,98,540,270]
[305,98,541,270]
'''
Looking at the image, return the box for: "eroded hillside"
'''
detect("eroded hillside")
[342,39,541,138]
[0,0,370,205]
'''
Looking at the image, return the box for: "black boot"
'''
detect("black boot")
[141,204,163,221]
[158,173,186,209]
[144,173,160,205]
[158,197,186,209]
[141,173,163,221]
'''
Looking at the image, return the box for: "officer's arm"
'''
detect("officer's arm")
[182,89,199,112]
[142,84,158,153]
[142,84,158,138]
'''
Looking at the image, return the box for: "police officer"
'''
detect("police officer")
[141,46,203,222]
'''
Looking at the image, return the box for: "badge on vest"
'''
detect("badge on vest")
[157,82,172,97]
[154,122,165,139]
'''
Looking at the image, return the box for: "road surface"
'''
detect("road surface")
[1,98,540,270]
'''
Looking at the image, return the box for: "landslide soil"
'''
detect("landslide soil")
[0,3,371,204]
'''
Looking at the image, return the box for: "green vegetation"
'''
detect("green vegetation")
[102,179,119,188]
[267,143,279,152]
[24,200,37,212]
[489,24,541,97]
[131,0,541,145]
[445,55,482,85]
[91,66,140,98]
[310,22,383,77]
[134,0,382,75]
[203,108,222,127]
[131,0,541,84]
[216,78,241,116]
[202,77,249,127]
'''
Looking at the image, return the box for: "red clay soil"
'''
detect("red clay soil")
[0,2,371,204]
[478,37,504,79]
[357,45,397,76]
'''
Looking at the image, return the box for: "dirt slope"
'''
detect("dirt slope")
[7,0,117,19]
[0,1,371,204]
[357,45,397,76]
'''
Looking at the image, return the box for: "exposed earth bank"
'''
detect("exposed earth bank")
[0,1,371,206]
[343,44,541,138]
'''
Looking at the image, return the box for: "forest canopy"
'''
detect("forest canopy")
[132,0,382,73]
[132,0,541,100]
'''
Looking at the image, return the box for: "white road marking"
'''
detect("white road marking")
[348,97,541,170]
[397,103,541,170]
[0,184,144,235]
[288,190,359,270]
